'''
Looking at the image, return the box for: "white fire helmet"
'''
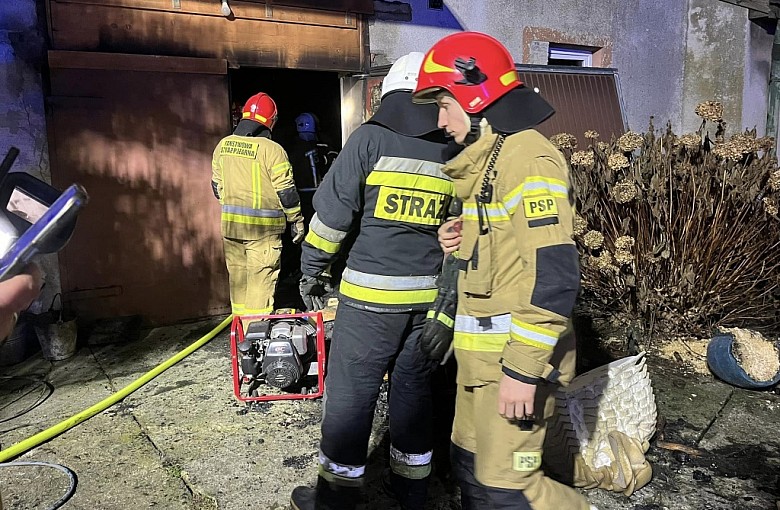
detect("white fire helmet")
[381,52,425,99]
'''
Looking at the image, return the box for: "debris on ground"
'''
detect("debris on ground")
[654,337,710,375]
[723,327,780,382]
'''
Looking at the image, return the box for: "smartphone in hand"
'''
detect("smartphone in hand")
[0,184,88,281]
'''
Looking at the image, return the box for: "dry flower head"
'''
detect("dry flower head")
[768,169,780,192]
[614,250,633,266]
[608,153,630,170]
[550,133,578,150]
[695,101,723,122]
[591,251,618,273]
[571,150,595,167]
[611,180,638,203]
[585,130,600,139]
[573,216,588,236]
[617,131,644,153]
[677,133,702,150]
[614,235,636,251]
[763,197,778,216]
[583,230,604,249]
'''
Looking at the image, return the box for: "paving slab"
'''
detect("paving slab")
[0,318,778,510]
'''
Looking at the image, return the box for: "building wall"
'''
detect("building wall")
[0,0,61,313]
[368,0,774,137]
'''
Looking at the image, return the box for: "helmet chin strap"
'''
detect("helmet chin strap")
[463,114,483,145]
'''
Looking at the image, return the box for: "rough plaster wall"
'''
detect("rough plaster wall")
[0,0,48,182]
[369,0,616,64]
[0,0,61,312]
[682,0,747,134]
[368,0,689,133]
[743,20,773,136]
[611,0,688,132]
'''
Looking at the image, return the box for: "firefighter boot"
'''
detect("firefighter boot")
[381,469,429,510]
[290,476,361,510]
[450,443,533,510]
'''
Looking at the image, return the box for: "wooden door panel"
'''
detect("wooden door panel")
[47,52,231,324]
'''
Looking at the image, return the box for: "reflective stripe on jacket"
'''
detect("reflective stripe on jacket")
[301,124,453,312]
[212,134,302,239]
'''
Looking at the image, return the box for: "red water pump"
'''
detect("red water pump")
[230,311,326,402]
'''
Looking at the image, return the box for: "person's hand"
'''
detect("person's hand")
[497,374,537,420]
[0,263,43,340]
[299,274,332,311]
[438,217,462,254]
[291,219,306,244]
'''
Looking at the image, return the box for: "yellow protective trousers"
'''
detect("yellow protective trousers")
[222,234,281,315]
[451,332,590,510]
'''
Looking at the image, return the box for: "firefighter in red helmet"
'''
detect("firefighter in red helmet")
[413,32,598,510]
[211,92,305,318]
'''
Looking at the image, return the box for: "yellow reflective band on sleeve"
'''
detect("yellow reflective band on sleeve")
[272,161,292,173]
[453,332,509,352]
[426,309,454,328]
[366,171,454,195]
[305,230,341,254]
[513,451,542,472]
[462,203,510,222]
[283,205,301,216]
[504,176,569,215]
[375,187,449,226]
[232,303,246,315]
[222,213,286,227]
[340,280,437,306]
[510,319,558,351]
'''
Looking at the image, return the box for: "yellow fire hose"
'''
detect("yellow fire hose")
[0,315,232,463]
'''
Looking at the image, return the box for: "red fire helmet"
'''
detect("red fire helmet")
[242,92,278,130]
[413,31,521,115]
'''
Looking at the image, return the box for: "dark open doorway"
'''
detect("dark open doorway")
[229,67,342,154]
[229,67,343,308]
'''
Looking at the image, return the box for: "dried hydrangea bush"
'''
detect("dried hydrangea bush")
[555,101,780,341]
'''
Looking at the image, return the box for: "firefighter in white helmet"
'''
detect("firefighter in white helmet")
[211,92,305,317]
[291,52,459,510]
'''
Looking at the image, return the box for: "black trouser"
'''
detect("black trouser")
[320,303,437,477]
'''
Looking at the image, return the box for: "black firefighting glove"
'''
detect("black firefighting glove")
[420,254,459,361]
[299,274,332,311]
[291,219,305,244]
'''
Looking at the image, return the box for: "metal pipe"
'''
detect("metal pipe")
[765,21,780,154]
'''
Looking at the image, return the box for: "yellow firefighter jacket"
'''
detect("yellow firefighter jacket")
[443,126,580,386]
[212,134,302,240]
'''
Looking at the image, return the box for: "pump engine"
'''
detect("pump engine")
[236,316,320,394]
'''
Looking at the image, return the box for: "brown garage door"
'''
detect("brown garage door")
[47,51,231,324]
[518,66,627,147]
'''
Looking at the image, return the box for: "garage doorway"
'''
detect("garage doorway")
[229,67,343,306]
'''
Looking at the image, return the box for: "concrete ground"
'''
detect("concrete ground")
[0,315,778,510]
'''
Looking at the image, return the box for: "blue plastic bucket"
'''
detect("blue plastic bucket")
[706,333,780,390]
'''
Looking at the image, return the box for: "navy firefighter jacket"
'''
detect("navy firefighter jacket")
[301,122,454,312]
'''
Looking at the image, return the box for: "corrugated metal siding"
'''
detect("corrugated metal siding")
[517,69,626,147]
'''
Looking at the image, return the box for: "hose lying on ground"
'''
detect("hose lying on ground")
[0,315,232,463]
[0,461,77,510]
